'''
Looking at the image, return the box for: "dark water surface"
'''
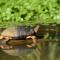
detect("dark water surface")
[0,44,40,60]
[0,42,60,60]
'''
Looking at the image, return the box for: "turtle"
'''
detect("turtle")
[0,25,40,49]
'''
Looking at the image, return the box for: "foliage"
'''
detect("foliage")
[0,0,60,27]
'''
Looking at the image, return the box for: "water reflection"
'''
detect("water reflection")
[1,46,35,56]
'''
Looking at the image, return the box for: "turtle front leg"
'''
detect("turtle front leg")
[0,35,4,40]
[26,36,37,48]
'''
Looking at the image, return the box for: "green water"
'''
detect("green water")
[0,43,60,60]
[0,43,40,60]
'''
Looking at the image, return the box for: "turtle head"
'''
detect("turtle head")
[34,25,40,33]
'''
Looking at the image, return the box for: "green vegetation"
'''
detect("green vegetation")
[0,0,60,27]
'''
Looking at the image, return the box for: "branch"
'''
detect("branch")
[7,39,60,46]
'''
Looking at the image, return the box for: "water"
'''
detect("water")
[2,46,34,56]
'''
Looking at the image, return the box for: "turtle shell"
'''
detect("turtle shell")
[1,26,35,40]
